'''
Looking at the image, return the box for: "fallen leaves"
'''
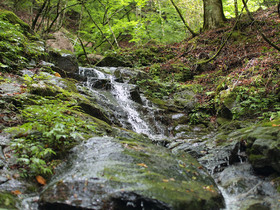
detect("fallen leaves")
[11,190,22,195]
[54,72,61,77]
[137,163,148,168]
[162,178,175,183]
[36,175,46,185]
[203,185,216,193]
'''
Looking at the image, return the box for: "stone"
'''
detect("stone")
[93,79,111,90]
[46,31,74,53]
[245,126,280,174]
[97,56,132,67]
[130,86,143,104]
[49,52,79,75]
[78,102,112,125]
[39,134,224,209]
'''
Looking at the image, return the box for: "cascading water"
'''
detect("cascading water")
[79,67,167,139]
[78,66,280,210]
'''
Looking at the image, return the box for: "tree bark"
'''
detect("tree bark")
[203,0,226,30]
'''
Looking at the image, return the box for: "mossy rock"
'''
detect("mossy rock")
[231,125,280,174]
[78,101,112,125]
[39,135,224,209]
[97,56,132,67]
[0,192,18,209]
[29,83,59,96]
[0,9,33,37]
[48,51,79,75]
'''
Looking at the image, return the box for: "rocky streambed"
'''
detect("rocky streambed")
[0,63,280,209]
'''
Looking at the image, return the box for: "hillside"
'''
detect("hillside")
[0,3,280,210]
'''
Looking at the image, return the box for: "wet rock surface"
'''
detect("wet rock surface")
[49,52,79,76]
[39,135,223,210]
[1,66,280,209]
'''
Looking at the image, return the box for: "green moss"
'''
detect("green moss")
[29,85,59,96]
[62,78,78,93]
[0,10,45,72]
[261,117,280,127]
[214,134,229,146]
[0,192,18,209]
[101,140,221,208]
[221,90,237,109]
[80,113,112,134]
[248,154,265,162]
[0,9,31,34]
[147,97,168,109]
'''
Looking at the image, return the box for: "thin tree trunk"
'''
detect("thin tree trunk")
[234,0,238,18]
[78,36,91,65]
[81,2,115,49]
[169,0,197,37]
[32,0,49,30]
[158,0,165,38]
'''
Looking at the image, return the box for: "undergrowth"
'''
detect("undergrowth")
[5,96,97,177]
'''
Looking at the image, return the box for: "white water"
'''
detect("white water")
[79,67,162,138]
[79,67,280,210]
[112,82,150,135]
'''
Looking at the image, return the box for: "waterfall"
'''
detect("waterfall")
[78,67,167,138]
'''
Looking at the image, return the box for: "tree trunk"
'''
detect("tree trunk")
[203,0,226,30]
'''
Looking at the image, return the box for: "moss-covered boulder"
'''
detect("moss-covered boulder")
[0,9,33,36]
[49,51,79,76]
[97,56,132,67]
[245,126,280,174]
[39,133,224,209]
[0,10,45,72]
[223,123,280,175]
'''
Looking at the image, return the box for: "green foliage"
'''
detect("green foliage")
[6,97,97,177]
[137,78,177,99]
[231,86,273,119]
[189,111,210,125]
[223,0,266,18]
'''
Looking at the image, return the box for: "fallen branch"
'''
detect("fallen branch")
[195,6,246,65]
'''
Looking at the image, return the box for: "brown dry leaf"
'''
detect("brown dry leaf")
[169,178,175,181]
[137,163,148,168]
[36,175,46,185]
[11,190,21,195]
[54,72,61,77]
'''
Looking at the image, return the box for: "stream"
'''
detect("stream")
[15,66,280,209]
[77,66,280,210]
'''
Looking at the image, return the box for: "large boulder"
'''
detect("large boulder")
[245,126,280,174]
[39,133,224,209]
[46,31,74,53]
[49,51,79,76]
[97,56,132,67]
